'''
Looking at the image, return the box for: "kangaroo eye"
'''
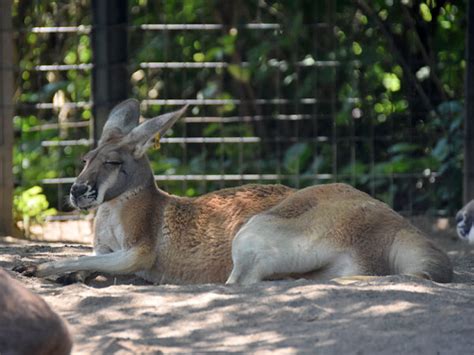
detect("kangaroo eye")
[104,161,123,166]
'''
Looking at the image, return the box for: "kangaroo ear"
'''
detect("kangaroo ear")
[126,105,188,158]
[100,99,140,144]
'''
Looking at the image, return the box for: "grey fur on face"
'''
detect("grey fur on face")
[69,101,187,210]
[456,200,474,244]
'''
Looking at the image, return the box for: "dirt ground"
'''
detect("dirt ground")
[1,217,474,354]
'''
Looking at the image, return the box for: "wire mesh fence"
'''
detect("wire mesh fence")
[6,0,466,239]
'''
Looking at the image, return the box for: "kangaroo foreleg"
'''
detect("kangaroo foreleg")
[15,249,146,278]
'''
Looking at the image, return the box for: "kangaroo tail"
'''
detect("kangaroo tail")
[389,230,453,283]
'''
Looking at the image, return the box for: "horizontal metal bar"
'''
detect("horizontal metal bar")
[41,174,329,184]
[22,22,330,35]
[139,23,281,31]
[41,139,93,147]
[41,172,438,185]
[33,64,93,71]
[186,112,429,124]
[18,101,93,109]
[28,26,92,33]
[37,135,340,148]
[41,177,76,184]
[170,134,331,144]
[141,62,228,69]
[273,114,316,121]
[136,23,330,31]
[184,116,248,123]
[154,174,333,181]
[40,133,426,148]
[183,114,318,123]
[144,99,234,106]
[28,58,339,72]
[143,98,359,106]
[27,121,90,131]
[140,60,340,69]
[31,133,416,148]
[161,137,260,143]
[39,137,261,147]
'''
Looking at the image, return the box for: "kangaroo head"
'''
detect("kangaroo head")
[456,200,474,244]
[70,99,187,210]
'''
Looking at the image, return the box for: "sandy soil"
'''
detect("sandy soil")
[1,217,474,354]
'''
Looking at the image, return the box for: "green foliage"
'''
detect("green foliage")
[13,186,57,237]
[12,0,466,216]
[13,186,57,221]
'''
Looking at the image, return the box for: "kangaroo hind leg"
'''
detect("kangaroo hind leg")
[226,215,330,285]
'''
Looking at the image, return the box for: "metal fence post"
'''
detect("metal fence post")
[465,0,474,205]
[91,0,129,144]
[0,0,14,236]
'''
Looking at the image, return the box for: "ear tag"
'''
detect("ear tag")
[153,132,161,150]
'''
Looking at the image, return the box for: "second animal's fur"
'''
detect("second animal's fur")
[16,100,453,285]
[456,200,474,244]
[0,268,72,355]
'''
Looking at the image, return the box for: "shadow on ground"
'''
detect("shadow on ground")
[0,217,473,354]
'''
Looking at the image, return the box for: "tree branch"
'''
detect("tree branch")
[401,4,447,101]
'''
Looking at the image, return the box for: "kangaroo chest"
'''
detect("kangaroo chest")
[94,204,128,252]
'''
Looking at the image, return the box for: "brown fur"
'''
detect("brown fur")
[267,190,315,218]
[0,268,73,354]
[110,182,452,284]
[144,184,293,283]
[253,184,452,281]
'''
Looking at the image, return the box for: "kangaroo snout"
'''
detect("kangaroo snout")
[70,183,98,210]
[70,183,90,198]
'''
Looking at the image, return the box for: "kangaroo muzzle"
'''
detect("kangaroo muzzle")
[70,183,98,210]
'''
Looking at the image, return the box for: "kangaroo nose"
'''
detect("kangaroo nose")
[70,183,89,198]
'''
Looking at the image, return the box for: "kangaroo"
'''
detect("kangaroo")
[15,99,452,284]
[0,268,73,355]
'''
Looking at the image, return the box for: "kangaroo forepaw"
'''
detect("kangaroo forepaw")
[12,264,38,277]
[56,271,95,285]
